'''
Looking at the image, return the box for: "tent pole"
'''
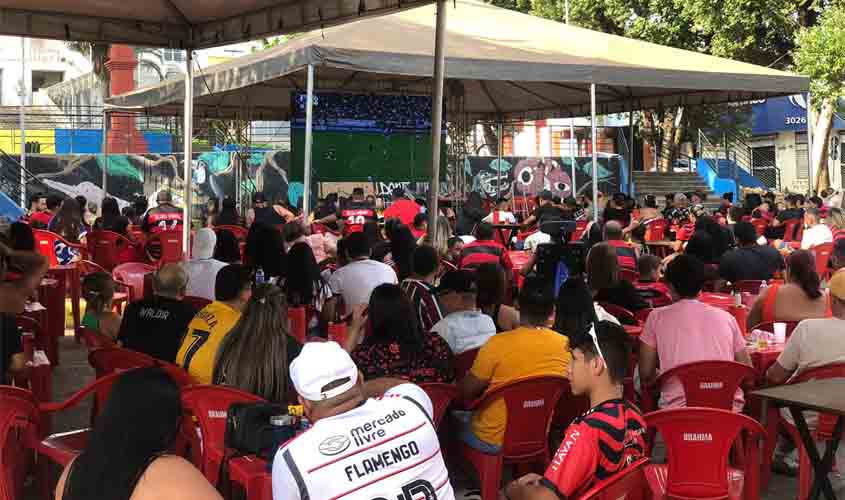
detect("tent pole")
[569,119,576,197]
[303,64,315,216]
[807,92,814,194]
[496,121,503,198]
[183,49,194,254]
[102,109,109,202]
[628,101,634,196]
[19,37,26,208]
[591,84,599,222]
[428,0,447,245]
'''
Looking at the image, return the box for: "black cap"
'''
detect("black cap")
[435,270,478,295]
[252,192,267,203]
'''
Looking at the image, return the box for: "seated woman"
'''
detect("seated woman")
[211,197,242,227]
[244,222,286,280]
[81,272,122,340]
[554,277,620,339]
[344,283,454,383]
[475,263,519,332]
[56,367,222,500]
[212,284,301,403]
[212,229,242,264]
[587,242,648,320]
[48,198,86,265]
[747,249,828,330]
[284,242,335,335]
[94,197,132,237]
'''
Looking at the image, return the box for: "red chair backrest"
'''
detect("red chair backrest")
[32,229,62,266]
[646,407,764,500]
[456,348,479,379]
[419,383,458,430]
[148,230,184,265]
[750,321,800,338]
[552,380,590,430]
[619,268,639,283]
[644,219,668,242]
[655,360,758,410]
[812,242,834,276]
[288,307,307,344]
[183,296,212,311]
[76,259,108,277]
[88,230,137,271]
[635,283,673,308]
[788,363,845,438]
[598,302,638,325]
[88,347,155,378]
[576,457,649,500]
[783,219,802,242]
[474,375,567,458]
[750,219,768,237]
[572,220,588,242]
[181,385,265,463]
[112,262,156,302]
[0,387,38,500]
[734,280,764,295]
[156,361,197,387]
[79,327,117,351]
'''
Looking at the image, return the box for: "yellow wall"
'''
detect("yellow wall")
[0,129,56,154]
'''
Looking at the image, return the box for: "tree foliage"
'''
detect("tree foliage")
[794,4,845,107]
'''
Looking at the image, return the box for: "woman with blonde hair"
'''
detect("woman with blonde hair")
[212,283,302,403]
[826,207,845,240]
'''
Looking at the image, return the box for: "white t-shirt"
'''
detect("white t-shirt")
[328,259,398,307]
[272,384,454,500]
[524,231,551,253]
[181,258,228,301]
[801,224,833,250]
[482,211,517,225]
[777,318,845,379]
[430,310,496,354]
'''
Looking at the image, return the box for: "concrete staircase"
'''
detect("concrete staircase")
[633,171,722,211]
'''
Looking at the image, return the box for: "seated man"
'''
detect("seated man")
[603,221,637,270]
[635,254,672,307]
[639,254,751,410]
[400,245,444,332]
[800,207,832,250]
[505,321,647,500]
[459,222,514,274]
[457,277,570,452]
[273,341,454,500]
[118,263,198,362]
[719,221,784,283]
[175,264,252,384]
[182,228,229,301]
[431,270,496,354]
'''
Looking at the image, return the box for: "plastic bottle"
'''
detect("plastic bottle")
[255,267,265,285]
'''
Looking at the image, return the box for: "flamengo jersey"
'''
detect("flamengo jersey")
[341,202,377,236]
[273,384,454,500]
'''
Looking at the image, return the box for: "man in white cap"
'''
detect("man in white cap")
[182,228,228,301]
[273,342,454,500]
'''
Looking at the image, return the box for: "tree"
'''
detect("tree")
[794,4,845,194]
[66,42,111,99]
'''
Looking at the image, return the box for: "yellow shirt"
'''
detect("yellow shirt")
[175,301,242,384]
[470,327,570,446]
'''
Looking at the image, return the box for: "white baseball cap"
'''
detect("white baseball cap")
[290,342,359,401]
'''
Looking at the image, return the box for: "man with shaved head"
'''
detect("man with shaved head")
[117,263,198,362]
[603,220,638,270]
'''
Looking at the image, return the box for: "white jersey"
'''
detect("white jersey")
[273,384,454,500]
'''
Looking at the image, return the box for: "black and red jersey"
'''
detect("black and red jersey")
[142,204,184,234]
[542,399,646,499]
[339,201,376,236]
[606,240,637,270]
[459,240,513,271]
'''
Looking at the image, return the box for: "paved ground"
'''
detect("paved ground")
[29,335,845,500]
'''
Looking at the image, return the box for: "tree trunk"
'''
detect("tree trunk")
[658,111,676,172]
[812,98,835,195]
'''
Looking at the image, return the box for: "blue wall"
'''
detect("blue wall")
[53,129,172,154]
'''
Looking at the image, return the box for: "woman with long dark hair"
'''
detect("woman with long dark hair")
[56,367,221,500]
[747,249,828,329]
[212,284,301,403]
[586,242,648,318]
[456,191,487,236]
[386,224,417,281]
[363,220,390,263]
[244,222,286,279]
[94,197,131,237]
[284,242,334,333]
[344,283,454,383]
[212,197,241,227]
[48,198,86,264]
[475,263,519,332]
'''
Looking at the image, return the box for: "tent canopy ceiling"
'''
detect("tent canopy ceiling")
[0,0,433,49]
[107,0,809,121]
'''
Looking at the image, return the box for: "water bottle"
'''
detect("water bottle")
[759,280,768,294]
[255,267,265,285]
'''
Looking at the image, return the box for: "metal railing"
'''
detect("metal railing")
[698,129,780,190]
[0,147,47,208]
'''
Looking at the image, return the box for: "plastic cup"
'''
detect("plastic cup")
[773,322,787,344]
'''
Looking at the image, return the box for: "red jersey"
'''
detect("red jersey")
[142,205,184,234]
[383,199,421,226]
[28,211,53,229]
[606,240,637,270]
[543,399,646,499]
[635,281,673,307]
[459,239,513,271]
[339,201,376,236]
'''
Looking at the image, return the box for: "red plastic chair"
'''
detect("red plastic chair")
[112,262,156,302]
[572,220,588,242]
[419,383,458,430]
[87,347,155,378]
[0,387,39,500]
[783,219,803,243]
[78,327,117,351]
[32,229,86,267]
[619,268,639,283]
[641,360,758,414]
[750,219,769,237]
[456,348,480,379]
[644,408,764,500]
[76,260,130,312]
[87,230,140,271]
[146,229,184,265]
[551,380,590,434]
[733,280,765,295]
[181,385,265,485]
[644,219,668,242]
[811,242,833,278]
[183,296,212,311]
[761,363,845,497]
[212,225,248,261]
[749,321,800,338]
[597,302,638,326]
[576,457,649,500]
[459,375,568,500]
[288,307,307,344]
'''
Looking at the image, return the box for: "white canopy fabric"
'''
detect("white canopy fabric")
[0,0,433,49]
[106,0,809,120]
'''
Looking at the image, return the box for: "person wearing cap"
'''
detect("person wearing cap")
[383,187,423,227]
[665,193,691,225]
[182,228,229,301]
[117,264,197,363]
[457,277,570,453]
[400,246,445,333]
[175,264,253,384]
[273,341,455,500]
[246,191,289,228]
[141,189,183,235]
[430,270,496,354]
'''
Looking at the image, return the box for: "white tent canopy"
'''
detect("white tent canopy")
[0,0,434,49]
[107,0,808,121]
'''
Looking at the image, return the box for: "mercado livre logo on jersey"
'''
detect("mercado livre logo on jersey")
[319,435,351,456]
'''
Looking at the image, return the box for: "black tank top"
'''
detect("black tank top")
[253,205,285,226]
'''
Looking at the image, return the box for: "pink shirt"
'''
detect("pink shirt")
[640,299,747,410]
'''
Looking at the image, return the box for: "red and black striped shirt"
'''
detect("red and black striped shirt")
[459,240,513,271]
[542,399,646,499]
[606,240,637,271]
[400,279,444,333]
